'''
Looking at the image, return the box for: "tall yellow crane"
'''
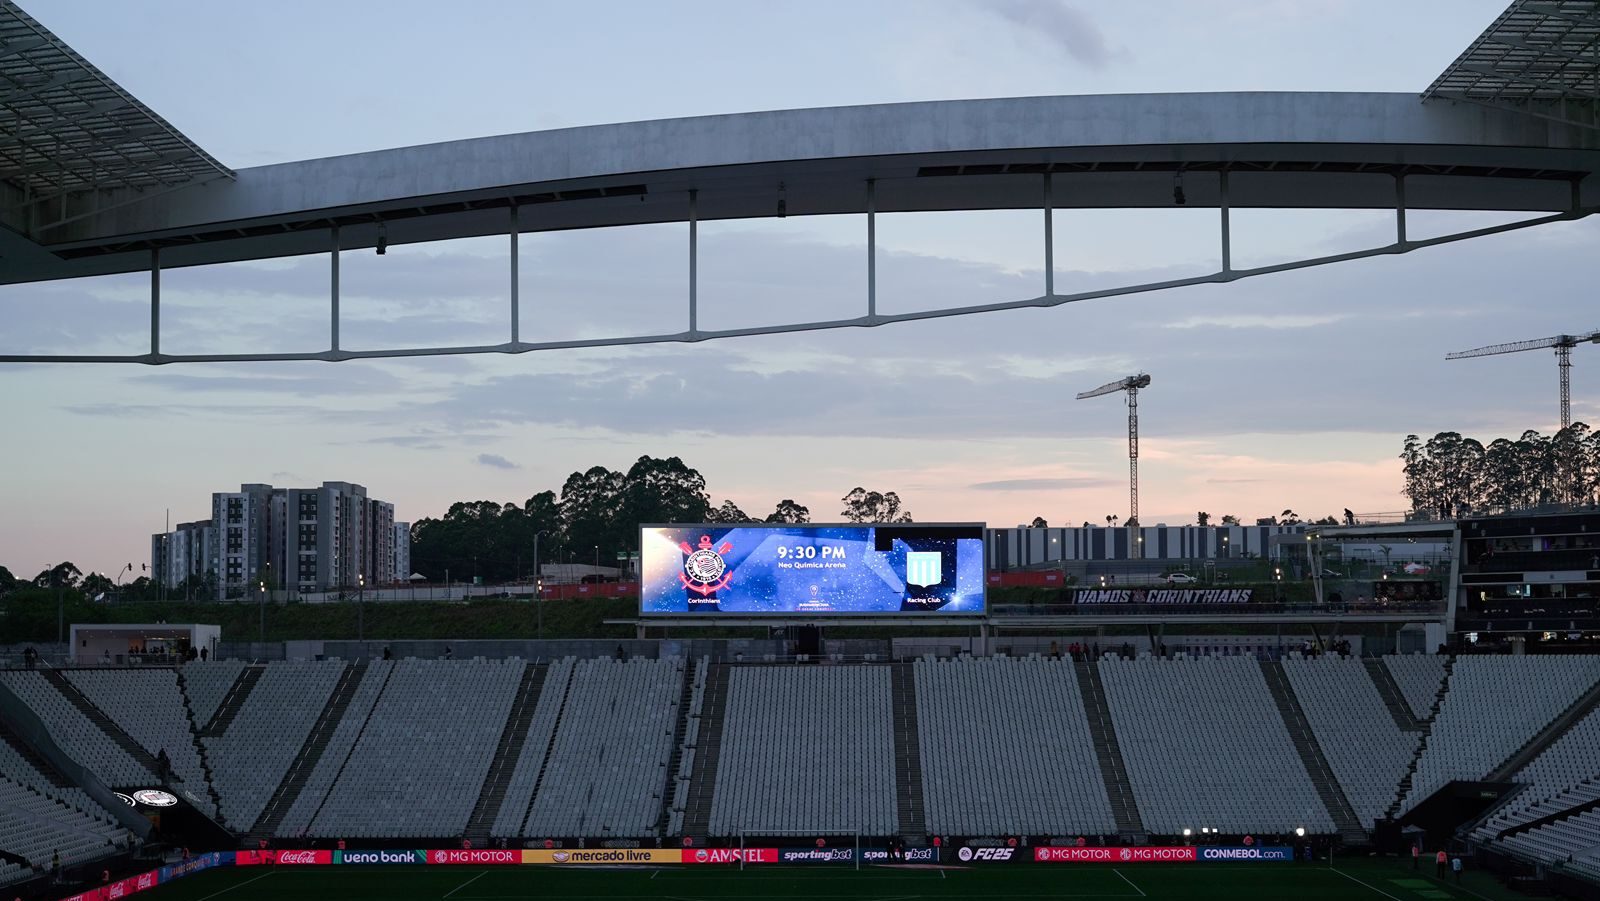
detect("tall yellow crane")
[1446,330,1600,430]
[1077,374,1151,558]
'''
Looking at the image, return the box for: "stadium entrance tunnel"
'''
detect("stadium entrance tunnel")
[1384,780,1517,850]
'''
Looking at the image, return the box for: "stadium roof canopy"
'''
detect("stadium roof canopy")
[1423,0,1600,129]
[2,1,1600,363]
[0,3,231,225]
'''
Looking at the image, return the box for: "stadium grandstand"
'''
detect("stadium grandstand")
[4,647,1600,894]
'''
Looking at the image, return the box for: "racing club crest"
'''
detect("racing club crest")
[680,534,734,596]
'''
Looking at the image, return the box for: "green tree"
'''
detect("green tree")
[840,488,913,523]
[558,465,628,559]
[0,565,16,593]
[1029,516,1049,528]
[80,571,115,599]
[709,499,753,523]
[33,561,81,589]
[765,499,810,524]
[1196,511,1210,527]
[618,456,712,529]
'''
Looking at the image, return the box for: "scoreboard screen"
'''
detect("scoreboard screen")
[640,523,985,616]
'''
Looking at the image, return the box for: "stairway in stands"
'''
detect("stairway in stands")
[465,663,547,844]
[247,660,366,841]
[653,663,695,835]
[39,669,164,781]
[173,669,227,820]
[681,663,730,837]
[1386,656,1456,820]
[1362,659,1425,732]
[200,666,263,737]
[0,719,72,789]
[1486,676,1600,783]
[1260,660,1366,844]
[1074,661,1144,836]
[523,660,578,831]
[889,663,926,837]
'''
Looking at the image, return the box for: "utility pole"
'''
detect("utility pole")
[534,530,549,640]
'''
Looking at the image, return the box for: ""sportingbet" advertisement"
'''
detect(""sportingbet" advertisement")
[640,524,985,616]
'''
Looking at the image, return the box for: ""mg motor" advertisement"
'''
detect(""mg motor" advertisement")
[1034,846,1198,863]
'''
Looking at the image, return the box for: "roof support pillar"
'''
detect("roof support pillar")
[510,205,520,345]
[1044,172,1055,295]
[149,247,160,357]
[1395,175,1407,246]
[688,189,698,334]
[867,178,877,318]
[1219,170,1232,273]
[330,224,340,352]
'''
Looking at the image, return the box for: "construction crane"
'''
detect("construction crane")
[1446,330,1600,430]
[1077,374,1151,558]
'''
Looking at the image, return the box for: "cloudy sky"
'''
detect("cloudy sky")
[4,0,1596,578]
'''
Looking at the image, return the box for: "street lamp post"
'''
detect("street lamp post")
[358,573,365,646]
[258,580,266,643]
[534,530,549,640]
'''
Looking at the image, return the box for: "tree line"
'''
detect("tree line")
[1401,424,1599,519]
[408,455,913,583]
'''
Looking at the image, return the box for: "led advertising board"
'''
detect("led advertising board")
[640,523,985,616]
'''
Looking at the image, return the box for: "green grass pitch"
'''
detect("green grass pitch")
[140,858,1543,901]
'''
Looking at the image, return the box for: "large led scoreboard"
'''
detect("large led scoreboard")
[640,523,985,616]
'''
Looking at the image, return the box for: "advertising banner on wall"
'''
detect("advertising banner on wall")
[683,847,780,864]
[861,847,938,864]
[1071,589,1253,605]
[235,850,332,866]
[1034,846,1197,863]
[954,846,1022,863]
[428,849,521,865]
[334,850,428,865]
[1198,846,1294,861]
[521,848,687,865]
[640,524,985,616]
[777,848,855,864]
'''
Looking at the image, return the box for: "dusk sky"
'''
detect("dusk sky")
[4,0,1595,579]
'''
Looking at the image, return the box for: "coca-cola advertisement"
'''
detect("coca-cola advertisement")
[235,849,333,866]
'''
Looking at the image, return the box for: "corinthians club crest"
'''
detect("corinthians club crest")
[679,534,734,595]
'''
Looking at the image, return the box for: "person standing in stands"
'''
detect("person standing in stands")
[200,647,208,662]
[444,645,453,660]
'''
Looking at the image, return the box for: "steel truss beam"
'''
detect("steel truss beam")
[1,174,1595,365]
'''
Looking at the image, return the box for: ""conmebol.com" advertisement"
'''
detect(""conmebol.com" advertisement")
[1198,846,1293,861]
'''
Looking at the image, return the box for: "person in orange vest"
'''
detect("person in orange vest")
[1411,843,1420,870]
[1436,849,1447,877]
